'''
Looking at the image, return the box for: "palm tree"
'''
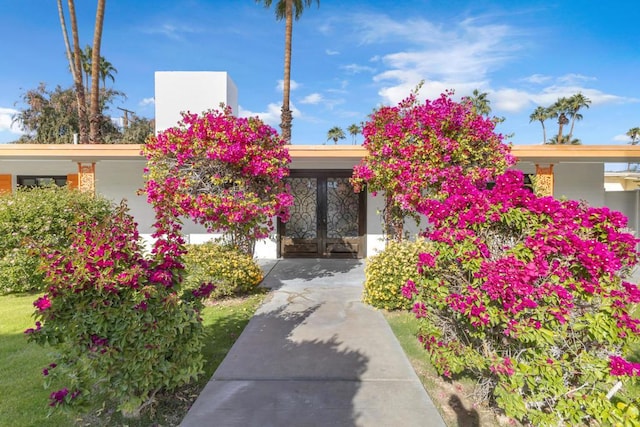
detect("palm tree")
[627,127,640,145]
[256,0,320,143]
[549,97,571,144]
[547,135,581,145]
[566,93,591,142]
[57,0,88,143]
[89,0,106,143]
[466,89,491,116]
[626,127,640,170]
[326,126,345,144]
[529,106,550,144]
[347,123,360,145]
[81,46,118,92]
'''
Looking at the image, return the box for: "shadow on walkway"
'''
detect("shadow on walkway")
[181,303,369,427]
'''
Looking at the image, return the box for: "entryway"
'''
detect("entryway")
[279,171,366,258]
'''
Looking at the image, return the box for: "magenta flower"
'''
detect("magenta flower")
[609,355,640,377]
[34,296,51,312]
[49,388,69,407]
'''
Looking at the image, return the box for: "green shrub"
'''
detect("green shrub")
[184,242,263,298]
[0,186,114,294]
[27,202,213,417]
[363,239,432,310]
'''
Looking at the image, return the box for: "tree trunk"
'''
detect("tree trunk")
[67,0,89,144]
[384,195,404,244]
[57,0,77,83]
[557,113,567,144]
[89,0,106,143]
[567,117,576,143]
[541,121,546,144]
[281,0,293,143]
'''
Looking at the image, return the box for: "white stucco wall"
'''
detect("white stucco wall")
[2,157,633,260]
[605,190,639,236]
[553,163,605,206]
[154,71,238,133]
[0,160,77,192]
[514,162,605,206]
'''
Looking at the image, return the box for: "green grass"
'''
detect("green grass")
[0,291,266,427]
[0,293,74,427]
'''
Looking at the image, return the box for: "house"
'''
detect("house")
[2,143,640,259]
[2,72,640,259]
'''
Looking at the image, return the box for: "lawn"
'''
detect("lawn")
[0,291,266,427]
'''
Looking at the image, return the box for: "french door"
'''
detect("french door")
[279,171,365,258]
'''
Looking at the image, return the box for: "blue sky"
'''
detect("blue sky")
[1,0,639,146]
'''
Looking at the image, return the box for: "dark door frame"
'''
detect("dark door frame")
[278,169,366,258]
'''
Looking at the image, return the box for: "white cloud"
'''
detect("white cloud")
[492,88,535,112]
[557,73,596,85]
[343,12,633,120]
[300,93,323,105]
[277,79,299,92]
[0,107,23,134]
[489,83,630,114]
[520,74,553,85]
[325,49,339,55]
[352,14,519,105]
[139,97,155,106]
[341,64,376,74]
[613,134,631,143]
[140,23,203,40]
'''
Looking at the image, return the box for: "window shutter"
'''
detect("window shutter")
[0,174,12,194]
[67,174,78,189]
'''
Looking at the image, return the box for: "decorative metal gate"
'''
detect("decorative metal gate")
[279,171,365,258]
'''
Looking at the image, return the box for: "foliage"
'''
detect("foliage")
[351,89,514,241]
[530,93,591,145]
[326,126,346,144]
[0,185,114,294]
[405,169,640,426]
[117,114,155,144]
[348,123,361,145]
[12,83,131,144]
[2,292,264,427]
[184,242,263,299]
[363,239,432,310]
[627,128,640,146]
[25,202,215,417]
[143,107,293,255]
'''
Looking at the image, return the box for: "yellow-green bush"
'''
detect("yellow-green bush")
[0,186,114,294]
[363,239,432,310]
[184,242,263,298]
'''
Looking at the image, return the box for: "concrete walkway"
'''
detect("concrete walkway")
[180,259,446,427]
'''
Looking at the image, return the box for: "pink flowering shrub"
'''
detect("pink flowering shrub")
[25,202,214,417]
[143,107,293,254]
[405,168,640,426]
[351,90,514,241]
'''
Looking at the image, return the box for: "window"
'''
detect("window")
[17,175,68,188]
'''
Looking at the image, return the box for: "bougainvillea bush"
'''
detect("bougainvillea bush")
[405,168,640,426]
[351,90,514,241]
[25,202,214,417]
[143,107,293,255]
